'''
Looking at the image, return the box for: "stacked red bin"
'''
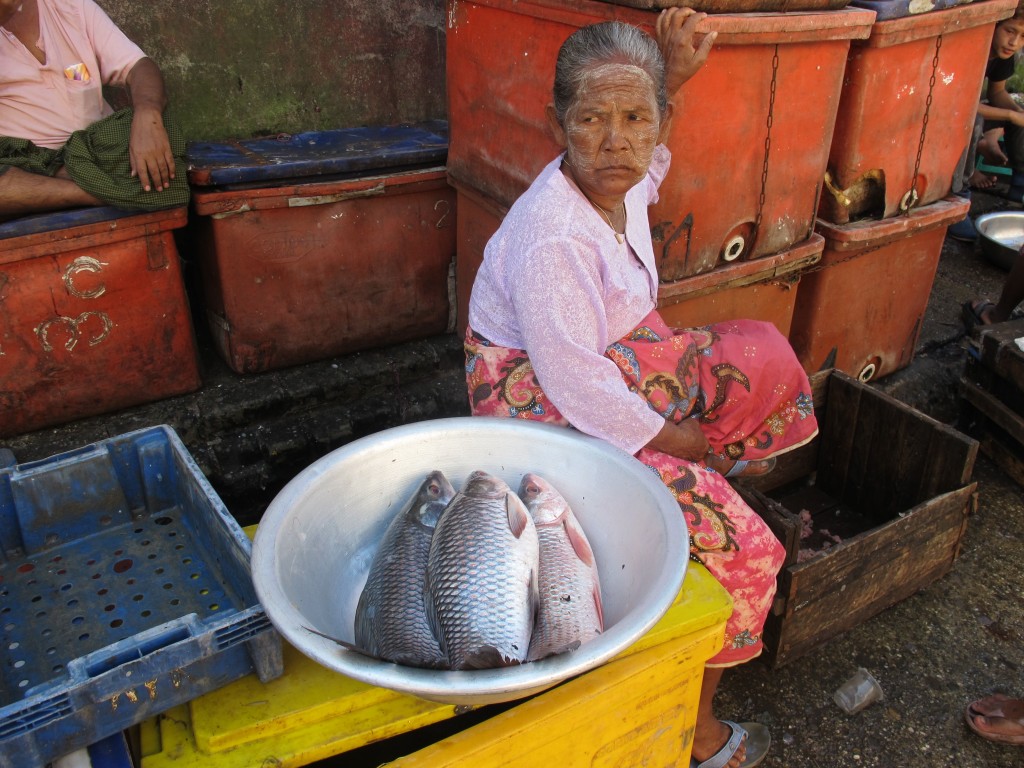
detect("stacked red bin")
[447,0,875,337]
[185,124,456,375]
[791,0,1017,381]
[0,207,201,437]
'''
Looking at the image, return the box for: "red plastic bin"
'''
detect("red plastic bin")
[656,234,823,336]
[190,168,456,374]
[0,207,200,438]
[790,196,970,382]
[446,0,875,280]
[820,0,1017,224]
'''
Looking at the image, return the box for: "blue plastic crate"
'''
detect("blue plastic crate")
[0,426,283,766]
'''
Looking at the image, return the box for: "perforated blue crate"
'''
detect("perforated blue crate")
[0,426,283,766]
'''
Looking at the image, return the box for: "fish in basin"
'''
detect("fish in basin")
[426,470,540,670]
[350,469,455,668]
[519,472,604,662]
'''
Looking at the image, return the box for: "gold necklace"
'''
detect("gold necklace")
[593,202,625,244]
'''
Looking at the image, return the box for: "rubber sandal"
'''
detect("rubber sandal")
[690,720,747,768]
[961,299,995,334]
[964,696,1024,745]
[724,457,776,479]
[739,721,771,767]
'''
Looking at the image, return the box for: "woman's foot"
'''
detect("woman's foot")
[705,454,776,478]
[691,719,747,767]
[964,694,1024,745]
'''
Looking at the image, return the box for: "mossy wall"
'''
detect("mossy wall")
[98,0,447,142]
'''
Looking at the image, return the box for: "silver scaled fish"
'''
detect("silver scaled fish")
[426,470,539,670]
[519,472,604,662]
[351,469,455,668]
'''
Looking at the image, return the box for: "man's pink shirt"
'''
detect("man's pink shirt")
[0,0,146,148]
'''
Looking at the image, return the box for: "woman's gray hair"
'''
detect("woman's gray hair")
[552,21,667,125]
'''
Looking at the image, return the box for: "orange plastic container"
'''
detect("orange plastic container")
[820,0,1017,224]
[452,180,506,337]
[451,176,820,338]
[190,168,456,374]
[446,0,875,280]
[790,196,969,382]
[0,207,200,438]
[656,233,823,335]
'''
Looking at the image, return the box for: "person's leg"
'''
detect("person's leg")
[954,116,990,193]
[1003,120,1024,199]
[968,245,1024,325]
[0,165,101,218]
[634,448,784,766]
[979,126,1008,167]
[692,666,747,767]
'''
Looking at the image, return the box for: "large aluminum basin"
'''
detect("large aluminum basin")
[977,210,1024,271]
[251,417,688,706]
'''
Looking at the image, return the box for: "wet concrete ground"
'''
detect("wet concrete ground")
[5,189,1024,767]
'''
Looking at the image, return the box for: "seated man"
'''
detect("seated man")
[0,0,188,218]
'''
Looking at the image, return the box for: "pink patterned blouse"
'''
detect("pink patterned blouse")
[468,144,673,455]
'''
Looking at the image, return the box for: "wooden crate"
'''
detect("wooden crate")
[736,370,978,667]
[959,318,1024,487]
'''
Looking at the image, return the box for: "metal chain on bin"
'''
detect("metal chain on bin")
[902,34,943,214]
[753,45,780,250]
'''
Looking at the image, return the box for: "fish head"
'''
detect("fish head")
[462,469,512,498]
[414,470,457,529]
[519,473,570,527]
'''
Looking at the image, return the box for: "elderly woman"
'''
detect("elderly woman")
[464,11,817,768]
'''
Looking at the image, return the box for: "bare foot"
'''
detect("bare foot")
[979,130,1008,167]
[691,720,747,767]
[969,169,997,190]
[965,694,1024,745]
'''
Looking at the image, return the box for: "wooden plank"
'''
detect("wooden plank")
[917,424,979,500]
[817,373,978,517]
[960,378,1024,448]
[840,376,890,516]
[977,319,1024,389]
[767,552,959,667]
[859,386,913,521]
[774,485,972,612]
[816,372,861,501]
[736,485,801,567]
[961,402,1024,488]
[964,354,1024,421]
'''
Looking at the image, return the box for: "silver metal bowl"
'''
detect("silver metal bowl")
[976,211,1024,271]
[251,417,688,706]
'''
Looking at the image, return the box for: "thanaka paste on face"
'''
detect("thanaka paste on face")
[562,63,661,177]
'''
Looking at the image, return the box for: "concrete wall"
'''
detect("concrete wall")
[98,0,447,142]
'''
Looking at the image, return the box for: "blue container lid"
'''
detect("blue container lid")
[186,120,449,188]
[848,0,973,22]
[0,206,136,240]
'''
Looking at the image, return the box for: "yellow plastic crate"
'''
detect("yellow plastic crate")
[140,559,731,767]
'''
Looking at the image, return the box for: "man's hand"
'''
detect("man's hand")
[125,57,174,192]
[129,106,174,192]
[656,8,716,97]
